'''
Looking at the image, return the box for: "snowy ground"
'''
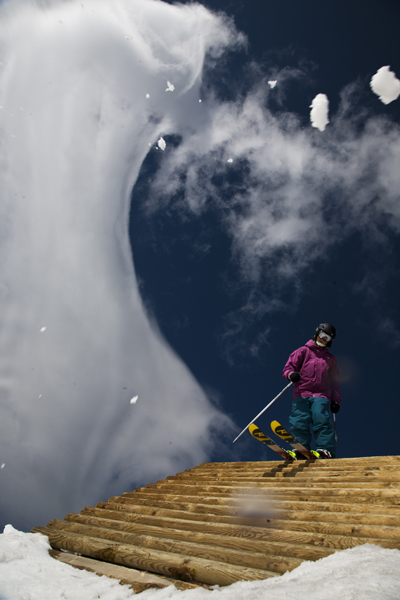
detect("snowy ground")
[1,526,400,600]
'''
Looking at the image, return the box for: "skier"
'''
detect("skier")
[282,323,341,459]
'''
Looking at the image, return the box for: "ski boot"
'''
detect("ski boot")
[316,449,333,459]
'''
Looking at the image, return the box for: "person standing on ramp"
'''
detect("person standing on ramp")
[282,323,341,459]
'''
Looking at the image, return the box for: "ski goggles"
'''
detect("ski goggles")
[318,330,332,342]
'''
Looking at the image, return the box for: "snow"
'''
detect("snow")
[130,395,138,404]
[370,66,400,104]
[1,526,400,600]
[268,80,277,88]
[0,526,134,600]
[40,326,47,332]
[310,93,329,131]
[166,81,175,92]
[158,137,166,151]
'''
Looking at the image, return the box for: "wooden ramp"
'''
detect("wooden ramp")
[31,455,400,592]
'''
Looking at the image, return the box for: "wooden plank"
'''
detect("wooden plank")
[176,475,400,485]
[144,480,389,492]
[125,489,400,512]
[64,512,334,561]
[272,509,400,528]
[144,478,400,490]
[192,462,400,473]
[31,527,278,586]
[126,491,400,517]
[45,519,301,574]
[198,457,400,467]
[264,467,400,476]
[128,496,400,527]
[191,458,400,474]
[95,504,400,539]
[129,492,236,506]
[196,461,279,468]
[80,505,400,551]
[262,517,400,542]
[126,484,400,504]
[239,498,400,516]
[90,498,400,541]
[49,550,201,591]
[28,456,400,591]
[171,471,400,482]
[95,499,400,531]
[133,493,400,526]
[188,465,400,475]
[105,491,400,516]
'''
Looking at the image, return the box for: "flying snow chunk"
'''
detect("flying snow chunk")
[310,93,329,132]
[166,81,175,92]
[40,326,47,332]
[146,94,150,99]
[1,464,5,469]
[227,158,233,163]
[268,80,277,88]
[157,137,166,151]
[130,396,138,404]
[370,66,400,104]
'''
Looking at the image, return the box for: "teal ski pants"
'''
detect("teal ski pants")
[289,396,336,457]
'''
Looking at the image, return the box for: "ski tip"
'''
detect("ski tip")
[248,424,258,434]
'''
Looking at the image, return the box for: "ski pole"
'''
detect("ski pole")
[333,413,338,442]
[232,381,293,443]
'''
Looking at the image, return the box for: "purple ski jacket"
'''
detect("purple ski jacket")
[282,339,341,404]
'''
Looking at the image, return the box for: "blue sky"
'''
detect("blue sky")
[130,0,400,461]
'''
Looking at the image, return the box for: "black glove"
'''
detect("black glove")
[288,372,301,383]
[330,401,340,413]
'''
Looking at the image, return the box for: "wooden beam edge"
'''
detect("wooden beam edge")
[48,549,202,592]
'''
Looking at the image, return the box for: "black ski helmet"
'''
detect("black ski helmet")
[314,322,336,347]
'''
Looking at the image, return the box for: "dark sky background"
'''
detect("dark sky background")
[130,0,400,462]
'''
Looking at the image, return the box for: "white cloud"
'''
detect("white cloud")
[0,0,237,530]
[370,65,400,104]
[310,93,329,131]
[147,78,400,310]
